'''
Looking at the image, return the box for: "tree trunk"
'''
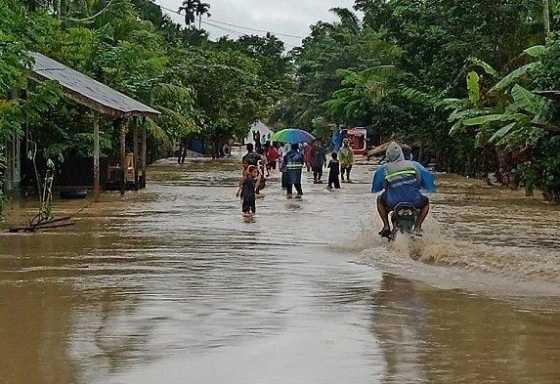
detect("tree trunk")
[544,0,551,35]
[57,0,62,20]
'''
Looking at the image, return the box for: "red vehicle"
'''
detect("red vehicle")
[345,127,368,155]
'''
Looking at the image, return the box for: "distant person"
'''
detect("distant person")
[332,127,344,153]
[177,138,188,164]
[280,153,288,190]
[236,165,258,217]
[242,143,261,167]
[253,131,263,154]
[327,152,341,190]
[303,143,312,172]
[339,138,354,183]
[256,159,267,195]
[262,142,270,175]
[282,143,304,199]
[371,142,436,237]
[222,143,231,158]
[266,143,280,172]
[310,140,327,184]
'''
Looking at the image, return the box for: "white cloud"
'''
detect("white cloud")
[157,0,356,48]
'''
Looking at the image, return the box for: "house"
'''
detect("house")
[5,52,160,200]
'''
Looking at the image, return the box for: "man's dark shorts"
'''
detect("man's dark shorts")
[379,192,429,210]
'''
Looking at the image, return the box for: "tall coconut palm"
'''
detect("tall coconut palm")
[195,1,210,29]
[179,0,197,26]
[329,7,360,35]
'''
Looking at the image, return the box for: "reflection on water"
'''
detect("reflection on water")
[372,274,560,384]
[1,158,560,383]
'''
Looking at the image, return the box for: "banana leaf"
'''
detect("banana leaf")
[489,122,516,144]
[489,62,540,93]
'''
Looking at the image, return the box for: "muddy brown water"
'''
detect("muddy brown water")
[1,159,560,384]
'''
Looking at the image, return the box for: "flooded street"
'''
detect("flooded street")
[2,158,560,384]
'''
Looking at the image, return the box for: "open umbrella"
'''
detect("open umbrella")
[272,128,315,144]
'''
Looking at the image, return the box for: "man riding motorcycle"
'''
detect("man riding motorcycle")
[371,142,435,237]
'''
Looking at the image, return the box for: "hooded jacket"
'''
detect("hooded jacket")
[371,142,435,208]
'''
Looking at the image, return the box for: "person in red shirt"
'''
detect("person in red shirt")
[266,143,280,173]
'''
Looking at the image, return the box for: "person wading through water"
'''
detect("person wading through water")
[236,165,258,217]
[310,140,327,184]
[327,152,341,190]
[303,143,312,172]
[371,142,435,237]
[242,143,266,194]
[282,143,304,199]
[242,143,261,166]
[339,138,354,183]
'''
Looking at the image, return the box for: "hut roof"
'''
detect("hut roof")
[29,52,160,119]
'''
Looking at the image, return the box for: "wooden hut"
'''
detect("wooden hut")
[5,52,160,200]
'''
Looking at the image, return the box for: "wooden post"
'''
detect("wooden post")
[93,113,100,202]
[141,119,147,189]
[120,119,128,196]
[133,118,140,190]
[5,88,17,191]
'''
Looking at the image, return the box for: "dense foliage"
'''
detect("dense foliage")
[2,0,560,206]
[0,0,294,212]
[274,0,560,201]
[0,0,292,158]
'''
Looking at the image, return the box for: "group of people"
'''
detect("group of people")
[237,138,356,216]
[303,139,355,188]
[237,138,436,237]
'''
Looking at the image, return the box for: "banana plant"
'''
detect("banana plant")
[446,45,554,149]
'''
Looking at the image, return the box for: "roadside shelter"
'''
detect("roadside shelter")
[246,121,273,145]
[5,52,160,200]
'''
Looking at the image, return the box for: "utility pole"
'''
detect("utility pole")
[544,0,551,35]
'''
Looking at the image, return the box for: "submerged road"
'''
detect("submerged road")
[2,159,560,383]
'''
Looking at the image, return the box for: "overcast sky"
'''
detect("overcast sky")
[157,0,356,49]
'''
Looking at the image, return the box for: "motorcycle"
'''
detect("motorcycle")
[385,202,418,241]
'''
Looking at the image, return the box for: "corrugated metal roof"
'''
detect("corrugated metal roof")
[29,52,160,118]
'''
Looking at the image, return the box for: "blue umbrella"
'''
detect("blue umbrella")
[272,129,315,144]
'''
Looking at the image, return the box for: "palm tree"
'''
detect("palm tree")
[195,1,210,29]
[179,0,197,26]
[179,0,210,29]
[329,7,360,34]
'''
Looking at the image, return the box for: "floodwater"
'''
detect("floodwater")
[1,158,560,384]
